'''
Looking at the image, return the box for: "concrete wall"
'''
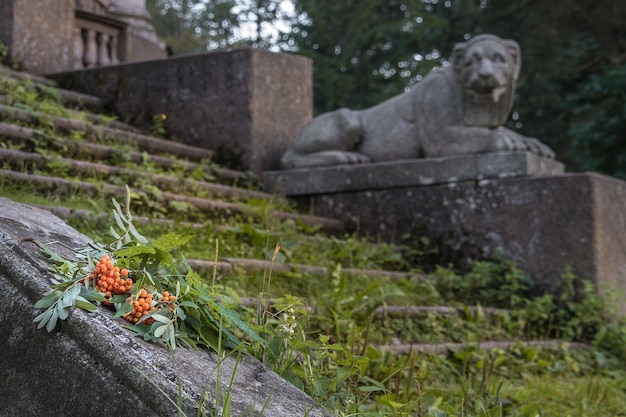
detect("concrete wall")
[52,48,313,173]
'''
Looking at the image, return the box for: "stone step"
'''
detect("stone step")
[0,65,56,86]
[0,122,250,184]
[0,104,213,162]
[0,148,272,202]
[187,257,417,280]
[373,305,509,320]
[0,66,103,110]
[372,340,591,355]
[2,173,344,233]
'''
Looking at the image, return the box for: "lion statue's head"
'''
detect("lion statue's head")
[452,34,521,128]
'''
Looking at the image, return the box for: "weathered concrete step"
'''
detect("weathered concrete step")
[0,95,141,133]
[187,257,416,280]
[0,148,272,202]
[0,104,213,162]
[1,170,344,233]
[373,340,591,355]
[0,122,250,184]
[374,305,509,320]
[0,65,56,86]
[33,205,341,250]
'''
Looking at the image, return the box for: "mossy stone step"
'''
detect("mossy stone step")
[0,122,249,184]
[373,340,591,355]
[0,65,103,110]
[187,257,417,280]
[374,305,509,319]
[0,103,213,161]
[0,148,272,202]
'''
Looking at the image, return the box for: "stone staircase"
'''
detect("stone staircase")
[0,65,585,357]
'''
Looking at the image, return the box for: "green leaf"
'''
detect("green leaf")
[128,222,149,245]
[154,323,170,338]
[109,225,121,240]
[75,298,98,312]
[34,308,53,327]
[80,287,106,302]
[45,311,58,332]
[113,209,126,230]
[113,301,134,319]
[57,302,69,320]
[34,292,61,309]
[151,232,194,253]
[151,314,172,324]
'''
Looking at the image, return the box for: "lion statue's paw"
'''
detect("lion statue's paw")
[329,151,371,165]
[281,150,371,168]
[522,137,556,159]
[495,128,555,159]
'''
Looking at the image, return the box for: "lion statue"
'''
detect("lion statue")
[281,34,555,169]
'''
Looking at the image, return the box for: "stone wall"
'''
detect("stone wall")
[0,0,75,74]
[0,196,330,416]
[0,0,165,74]
[52,48,313,173]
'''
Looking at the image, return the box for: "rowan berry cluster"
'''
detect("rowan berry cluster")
[86,254,178,326]
[91,254,132,300]
[124,290,177,324]
[125,289,156,324]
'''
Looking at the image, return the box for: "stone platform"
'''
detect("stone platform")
[264,152,564,195]
[264,153,626,296]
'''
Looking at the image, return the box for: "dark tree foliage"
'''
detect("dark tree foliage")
[146,0,239,53]
[473,0,626,176]
[288,0,484,113]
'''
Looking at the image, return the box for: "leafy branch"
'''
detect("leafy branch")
[31,186,265,353]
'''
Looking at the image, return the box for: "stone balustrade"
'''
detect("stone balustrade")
[74,11,126,69]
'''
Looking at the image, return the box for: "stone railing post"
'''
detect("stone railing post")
[84,29,97,68]
[74,11,126,69]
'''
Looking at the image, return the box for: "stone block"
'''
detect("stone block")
[274,166,626,298]
[52,48,313,174]
[0,197,329,416]
[264,152,564,195]
[0,0,74,74]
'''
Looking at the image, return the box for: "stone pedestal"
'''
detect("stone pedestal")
[264,154,626,295]
[52,48,313,174]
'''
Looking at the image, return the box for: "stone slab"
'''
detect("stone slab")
[0,197,330,416]
[288,173,626,303]
[264,152,564,195]
[51,48,313,174]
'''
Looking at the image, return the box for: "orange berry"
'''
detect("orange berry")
[162,291,169,298]
[121,268,129,277]
[169,295,176,302]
